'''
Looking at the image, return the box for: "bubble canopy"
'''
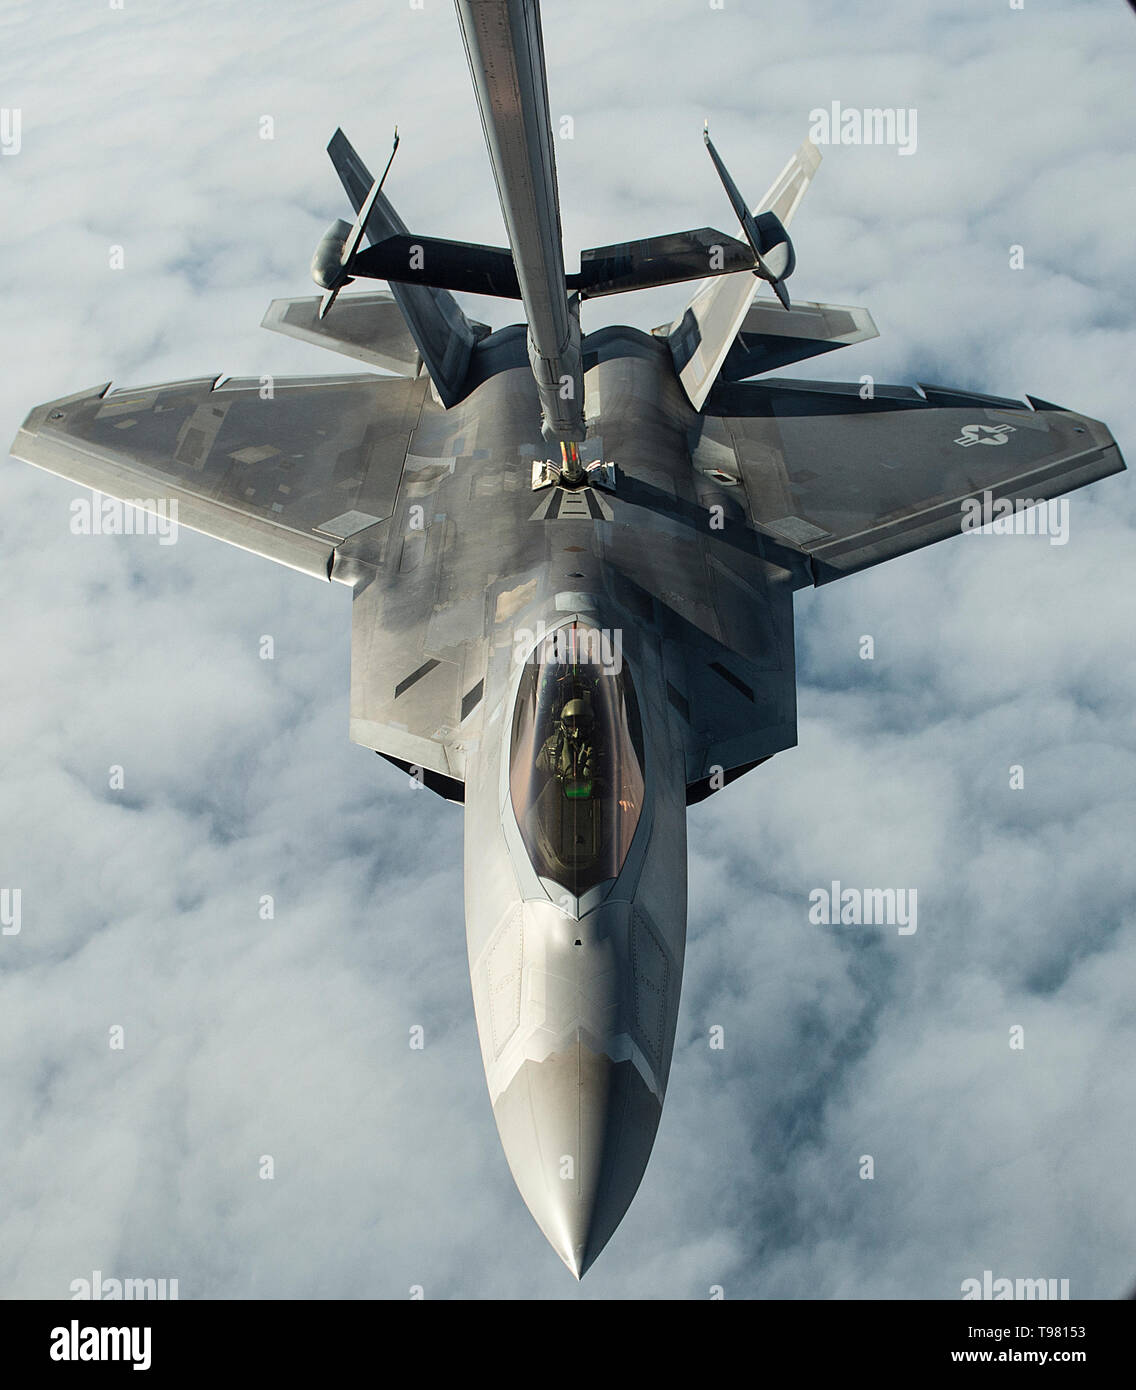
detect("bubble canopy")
[509,622,646,896]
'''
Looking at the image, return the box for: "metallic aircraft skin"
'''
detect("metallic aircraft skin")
[455,368,695,1274]
[8,0,1127,1279]
[340,326,795,1273]
[463,605,687,1280]
[454,0,584,443]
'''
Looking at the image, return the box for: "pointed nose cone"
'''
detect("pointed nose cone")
[492,1039,663,1278]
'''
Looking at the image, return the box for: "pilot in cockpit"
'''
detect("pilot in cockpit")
[536,693,602,795]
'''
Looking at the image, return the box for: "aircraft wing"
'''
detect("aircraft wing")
[10,373,429,581]
[10,370,475,788]
[699,378,1126,584]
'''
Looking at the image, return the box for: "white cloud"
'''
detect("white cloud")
[1,0,1133,1299]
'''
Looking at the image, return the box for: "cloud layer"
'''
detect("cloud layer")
[1,0,1133,1299]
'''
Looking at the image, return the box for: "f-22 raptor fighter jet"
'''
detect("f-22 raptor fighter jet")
[11,0,1125,1278]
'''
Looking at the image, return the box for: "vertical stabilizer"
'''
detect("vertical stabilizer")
[327,128,486,408]
[666,138,821,411]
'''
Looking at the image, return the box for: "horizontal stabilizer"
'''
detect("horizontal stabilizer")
[261,291,424,375]
[721,298,878,380]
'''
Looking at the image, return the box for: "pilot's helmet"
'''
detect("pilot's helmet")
[561,698,592,734]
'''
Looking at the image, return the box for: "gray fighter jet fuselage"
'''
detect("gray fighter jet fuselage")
[357,327,737,1277]
[10,0,1125,1279]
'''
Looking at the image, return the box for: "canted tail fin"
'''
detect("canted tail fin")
[323,128,488,407]
[662,137,822,411]
[702,126,796,309]
[310,118,823,423]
